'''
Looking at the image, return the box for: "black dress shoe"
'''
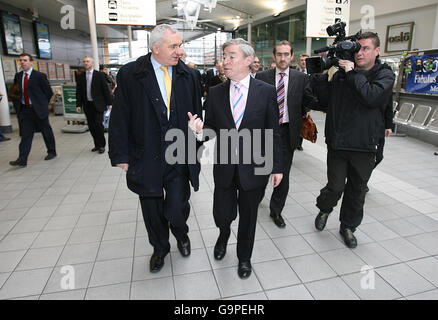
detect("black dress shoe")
[270,214,286,228]
[214,241,227,260]
[238,261,252,279]
[339,228,357,248]
[149,255,165,273]
[44,153,57,160]
[315,211,329,231]
[9,160,27,167]
[296,146,303,151]
[91,147,99,152]
[98,148,105,154]
[177,235,191,257]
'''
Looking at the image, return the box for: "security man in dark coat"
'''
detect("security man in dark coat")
[311,32,395,248]
[109,24,202,273]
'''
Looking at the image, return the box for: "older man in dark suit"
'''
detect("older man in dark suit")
[188,38,283,279]
[10,53,55,167]
[256,41,317,228]
[76,57,112,154]
[109,24,202,273]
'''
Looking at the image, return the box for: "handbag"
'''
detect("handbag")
[300,115,318,143]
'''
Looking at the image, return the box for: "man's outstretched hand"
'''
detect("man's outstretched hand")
[188,112,204,134]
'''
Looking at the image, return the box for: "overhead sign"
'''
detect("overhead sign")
[95,0,156,26]
[306,0,350,38]
[405,54,438,95]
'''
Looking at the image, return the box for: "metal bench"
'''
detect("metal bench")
[426,109,438,133]
[408,105,432,128]
[394,102,414,125]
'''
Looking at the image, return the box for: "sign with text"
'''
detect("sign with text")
[306,0,350,38]
[62,85,85,120]
[405,54,438,94]
[385,22,414,53]
[95,0,156,26]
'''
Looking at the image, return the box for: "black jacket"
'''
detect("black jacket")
[76,70,112,112]
[13,70,53,119]
[108,53,202,197]
[256,68,317,149]
[204,77,282,191]
[310,61,395,153]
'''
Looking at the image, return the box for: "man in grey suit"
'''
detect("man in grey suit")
[256,41,317,228]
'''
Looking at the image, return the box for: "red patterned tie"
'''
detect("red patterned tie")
[24,73,30,105]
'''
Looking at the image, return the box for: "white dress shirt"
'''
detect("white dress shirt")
[151,54,173,120]
[229,73,250,118]
[86,69,93,101]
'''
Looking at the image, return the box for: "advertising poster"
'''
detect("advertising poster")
[56,62,64,79]
[2,56,16,81]
[63,64,71,82]
[0,11,23,55]
[48,62,56,80]
[38,61,48,75]
[34,22,52,59]
[405,54,438,94]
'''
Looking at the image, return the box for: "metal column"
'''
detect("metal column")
[128,26,133,58]
[0,57,11,133]
[87,0,99,70]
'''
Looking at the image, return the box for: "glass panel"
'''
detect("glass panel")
[234,10,328,70]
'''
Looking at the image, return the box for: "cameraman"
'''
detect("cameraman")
[311,32,395,248]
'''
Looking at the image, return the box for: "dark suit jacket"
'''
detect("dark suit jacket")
[13,70,53,119]
[204,77,282,191]
[109,53,202,197]
[76,70,112,112]
[256,68,317,149]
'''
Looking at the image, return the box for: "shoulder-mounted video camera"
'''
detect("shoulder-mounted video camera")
[306,21,362,74]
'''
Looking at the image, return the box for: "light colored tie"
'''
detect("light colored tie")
[232,82,245,129]
[160,66,171,109]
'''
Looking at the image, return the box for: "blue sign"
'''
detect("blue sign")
[34,22,52,59]
[405,54,438,94]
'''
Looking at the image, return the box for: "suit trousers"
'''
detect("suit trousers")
[316,148,375,231]
[139,165,191,257]
[213,166,264,262]
[84,101,105,149]
[375,137,385,168]
[269,124,295,217]
[18,107,56,162]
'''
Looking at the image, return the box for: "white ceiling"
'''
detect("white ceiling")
[2,0,308,42]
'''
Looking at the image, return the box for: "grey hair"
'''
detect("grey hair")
[222,38,255,68]
[83,56,94,63]
[150,24,178,47]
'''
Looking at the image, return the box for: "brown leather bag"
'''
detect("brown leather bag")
[300,115,318,143]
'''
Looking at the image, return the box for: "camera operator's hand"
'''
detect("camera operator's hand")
[338,59,354,73]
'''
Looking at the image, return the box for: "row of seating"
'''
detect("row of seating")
[394,102,438,133]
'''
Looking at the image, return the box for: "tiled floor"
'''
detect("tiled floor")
[0,111,438,300]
